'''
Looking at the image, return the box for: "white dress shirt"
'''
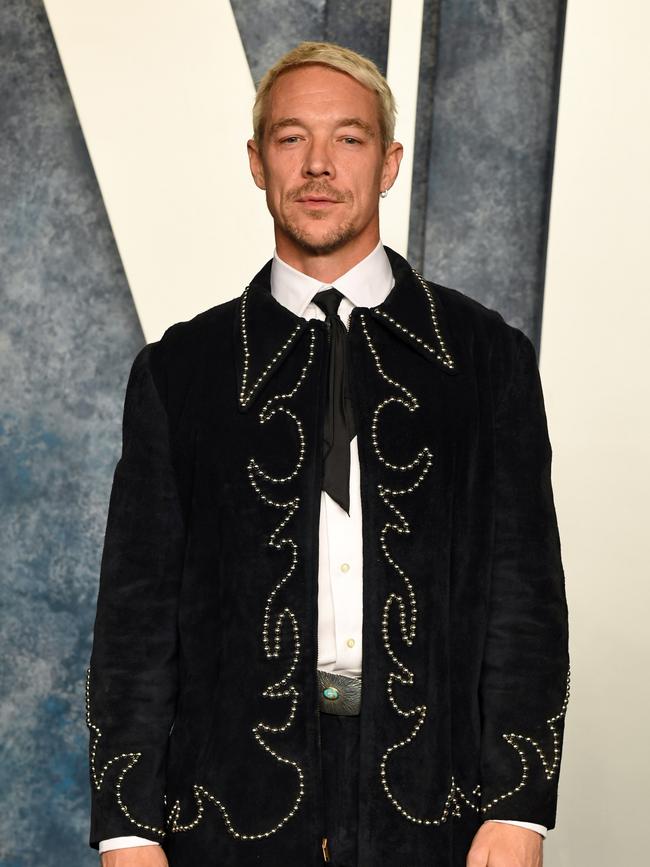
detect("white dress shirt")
[98,240,545,853]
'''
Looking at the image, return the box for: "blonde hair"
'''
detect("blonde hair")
[252,41,396,152]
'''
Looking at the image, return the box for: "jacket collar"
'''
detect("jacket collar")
[234,245,459,411]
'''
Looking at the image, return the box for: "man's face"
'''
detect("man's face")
[247,64,402,257]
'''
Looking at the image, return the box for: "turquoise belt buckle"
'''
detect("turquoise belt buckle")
[317,669,362,716]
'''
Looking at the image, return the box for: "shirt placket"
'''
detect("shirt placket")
[323,433,363,675]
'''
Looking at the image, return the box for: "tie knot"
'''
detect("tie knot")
[312,287,344,319]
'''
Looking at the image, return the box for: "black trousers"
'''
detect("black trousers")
[319,709,361,867]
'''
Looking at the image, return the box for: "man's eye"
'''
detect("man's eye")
[280,136,300,144]
[342,137,361,144]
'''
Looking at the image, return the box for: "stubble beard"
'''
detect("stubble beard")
[282,213,359,256]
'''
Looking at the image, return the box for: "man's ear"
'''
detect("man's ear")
[380,141,403,194]
[247,138,266,190]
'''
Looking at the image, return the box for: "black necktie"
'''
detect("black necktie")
[312,287,356,514]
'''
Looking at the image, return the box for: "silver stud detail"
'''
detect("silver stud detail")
[167,328,317,839]
[360,311,568,822]
[85,666,166,837]
[360,314,453,824]
[239,283,303,408]
[480,666,571,813]
[374,268,455,370]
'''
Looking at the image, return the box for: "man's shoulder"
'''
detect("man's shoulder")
[161,296,239,351]
[426,277,533,361]
[386,245,525,351]
[143,297,239,394]
[427,278,513,335]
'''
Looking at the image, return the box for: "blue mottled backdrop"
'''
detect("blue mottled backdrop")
[0,0,564,863]
[0,2,144,864]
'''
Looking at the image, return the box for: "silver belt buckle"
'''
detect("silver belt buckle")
[317,669,362,716]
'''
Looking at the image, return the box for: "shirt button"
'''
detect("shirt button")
[346,638,355,648]
[340,563,350,573]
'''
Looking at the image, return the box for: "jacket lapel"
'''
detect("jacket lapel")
[370,246,459,373]
[234,258,310,411]
[234,245,459,412]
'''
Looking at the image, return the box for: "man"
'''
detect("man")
[86,41,570,867]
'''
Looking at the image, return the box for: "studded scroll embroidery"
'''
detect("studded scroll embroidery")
[361,305,569,823]
[360,312,456,825]
[166,327,317,840]
[374,269,455,370]
[238,282,303,409]
[479,666,571,813]
[85,666,166,838]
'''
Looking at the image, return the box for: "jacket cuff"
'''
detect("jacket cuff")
[86,667,170,849]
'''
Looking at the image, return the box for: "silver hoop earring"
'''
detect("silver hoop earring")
[380,189,388,198]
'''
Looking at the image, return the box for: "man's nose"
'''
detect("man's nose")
[302,140,335,178]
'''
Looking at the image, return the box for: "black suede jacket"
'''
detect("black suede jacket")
[86,246,570,866]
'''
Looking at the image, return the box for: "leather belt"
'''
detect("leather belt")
[317,669,362,716]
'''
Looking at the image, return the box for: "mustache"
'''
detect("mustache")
[289,184,351,203]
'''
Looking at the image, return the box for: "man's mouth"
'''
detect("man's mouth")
[296,196,340,204]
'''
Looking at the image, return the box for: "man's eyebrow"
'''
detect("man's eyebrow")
[337,117,376,138]
[269,117,303,135]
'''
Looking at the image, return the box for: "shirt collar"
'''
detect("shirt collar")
[270,239,395,318]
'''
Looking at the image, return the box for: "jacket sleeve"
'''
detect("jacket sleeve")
[478,326,570,829]
[86,341,186,849]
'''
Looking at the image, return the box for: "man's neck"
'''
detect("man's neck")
[274,230,381,284]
